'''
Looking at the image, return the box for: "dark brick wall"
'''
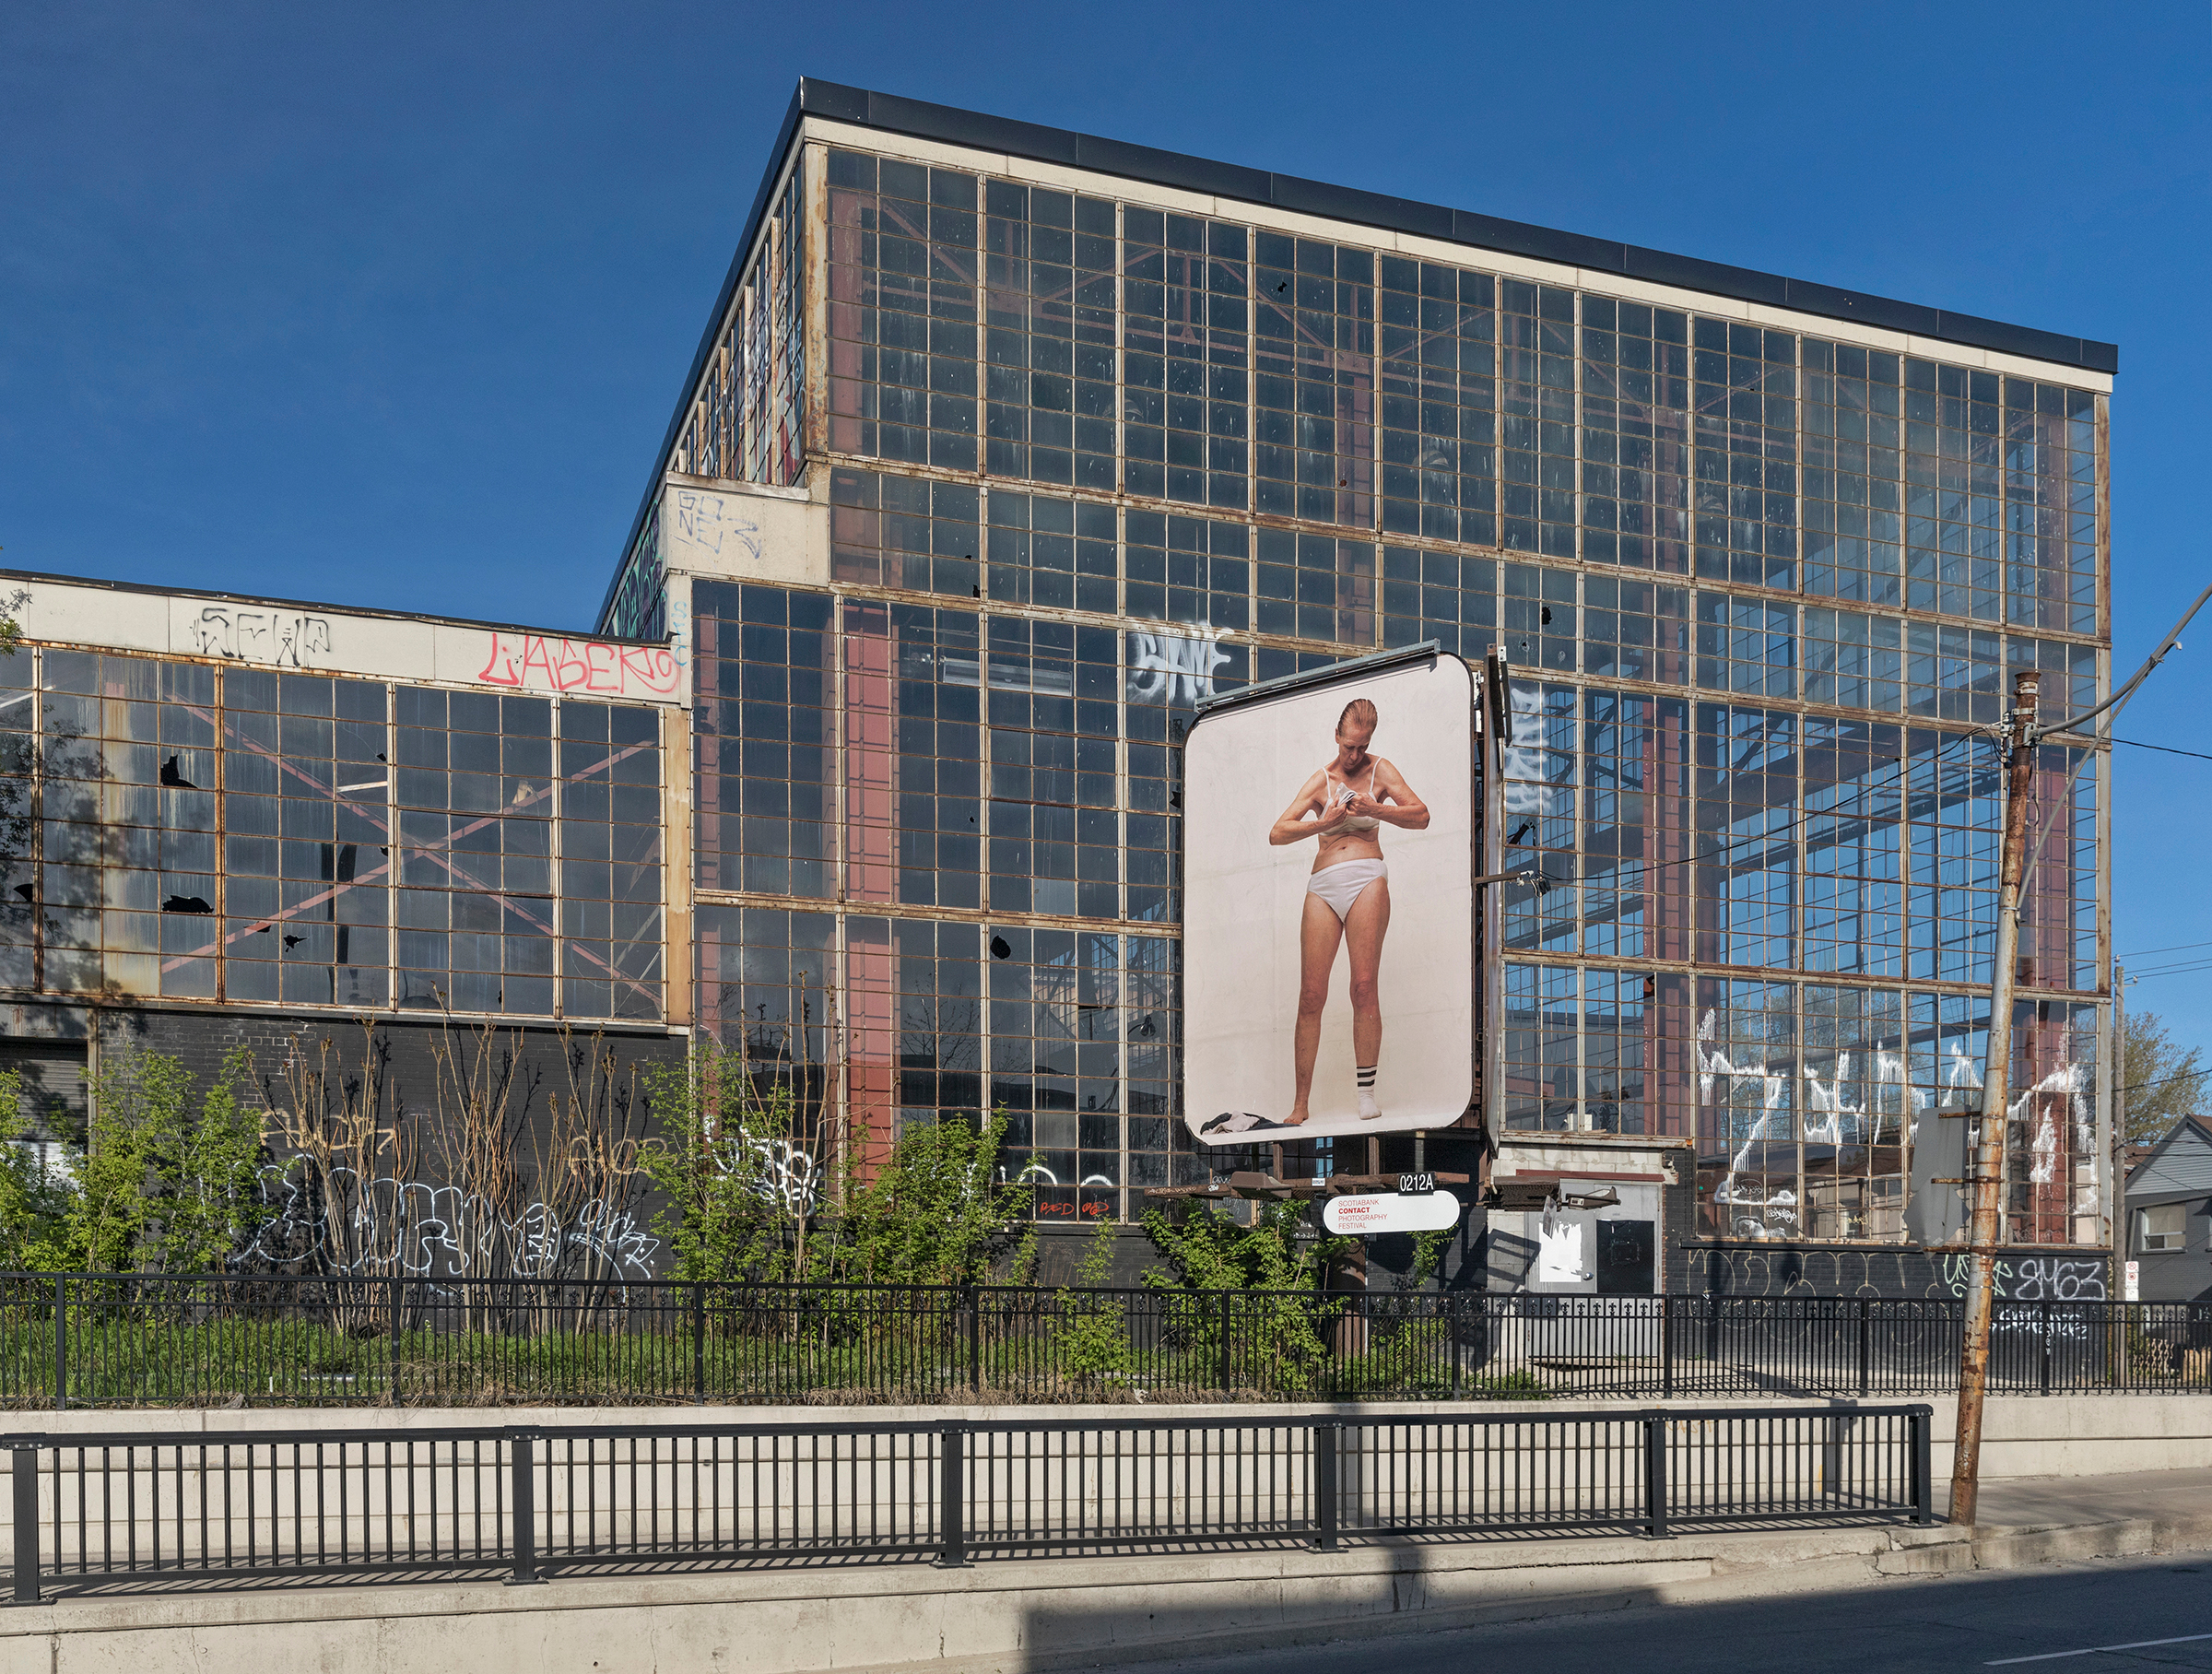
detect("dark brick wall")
[0,1039,88,1144]
[88,1006,690,1274]
[1663,1175,1699,1293]
[1684,1242,2119,1300]
[92,1008,687,1163]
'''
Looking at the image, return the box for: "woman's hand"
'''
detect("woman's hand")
[1269,772,1337,845]
[1342,791,1382,824]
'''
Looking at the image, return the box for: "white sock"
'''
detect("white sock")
[1357,1064,1380,1117]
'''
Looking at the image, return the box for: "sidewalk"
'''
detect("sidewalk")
[1,1470,2205,1674]
[1981,1463,2212,1527]
[1968,1464,2212,1568]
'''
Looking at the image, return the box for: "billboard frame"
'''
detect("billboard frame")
[1184,640,1486,1151]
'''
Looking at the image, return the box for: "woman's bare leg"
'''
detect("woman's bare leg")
[1287,890,1344,1125]
[1343,877,1392,1076]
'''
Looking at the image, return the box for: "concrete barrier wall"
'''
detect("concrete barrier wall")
[0,1392,2194,1567]
[0,1397,2198,1674]
[0,1519,1993,1674]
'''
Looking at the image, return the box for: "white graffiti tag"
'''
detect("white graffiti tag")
[245,1165,659,1282]
[1126,630,1229,705]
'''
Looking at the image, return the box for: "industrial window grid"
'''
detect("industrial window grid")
[984,614,1120,921]
[818,466,2099,729]
[662,140,2115,1242]
[1690,319,1800,590]
[984,176,1119,494]
[987,490,1117,618]
[1123,208,1248,511]
[1579,687,1692,965]
[1381,547,1497,657]
[1582,574,1690,688]
[0,647,663,1020]
[779,146,2109,642]
[1124,509,1249,634]
[700,907,1184,1221]
[693,582,835,900]
[1378,255,1499,548]
[1579,295,1692,572]
[826,154,981,475]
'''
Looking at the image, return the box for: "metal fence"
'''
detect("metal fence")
[0,1273,2196,1409]
[0,1404,1933,1597]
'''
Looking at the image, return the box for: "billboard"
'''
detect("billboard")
[1183,651,1476,1144]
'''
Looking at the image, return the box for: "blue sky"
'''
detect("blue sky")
[2,1,2206,1040]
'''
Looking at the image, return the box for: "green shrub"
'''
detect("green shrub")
[75,1046,261,1273]
[1053,1216,1132,1385]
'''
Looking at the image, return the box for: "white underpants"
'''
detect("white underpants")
[1306,858,1386,921]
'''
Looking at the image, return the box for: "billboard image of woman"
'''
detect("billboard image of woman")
[1264,696,1430,1126]
[1183,651,1475,1145]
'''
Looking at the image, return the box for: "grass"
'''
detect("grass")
[0,1308,1545,1409]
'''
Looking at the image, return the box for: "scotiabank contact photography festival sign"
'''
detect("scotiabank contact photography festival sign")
[1183,652,1475,1145]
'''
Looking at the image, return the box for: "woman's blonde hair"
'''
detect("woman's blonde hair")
[1336,697,1378,736]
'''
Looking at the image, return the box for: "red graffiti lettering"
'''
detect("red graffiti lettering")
[478,633,525,687]
[618,644,682,695]
[475,632,683,698]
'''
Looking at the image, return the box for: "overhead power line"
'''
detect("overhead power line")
[2108,736,2212,764]
[1527,729,1983,897]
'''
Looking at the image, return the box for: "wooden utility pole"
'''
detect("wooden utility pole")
[1950,669,2040,1527]
[1940,583,2212,1521]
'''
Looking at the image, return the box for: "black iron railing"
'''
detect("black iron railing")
[0,1273,2194,1409]
[0,1404,1934,1596]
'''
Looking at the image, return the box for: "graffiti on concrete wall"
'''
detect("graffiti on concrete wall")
[244,1164,661,1283]
[669,489,764,565]
[188,607,335,668]
[241,1138,825,1284]
[476,632,681,699]
[1939,1251,2108,1303]
[1687,1243,2113,1303]
[1687,1244,1951,1299]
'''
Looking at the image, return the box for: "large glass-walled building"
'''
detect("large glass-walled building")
[604,82,2115,1291]
[0,576,691,1237]
[2,83,2113,1295]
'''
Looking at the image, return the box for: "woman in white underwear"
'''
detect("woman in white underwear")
[1265,697,1429,1126]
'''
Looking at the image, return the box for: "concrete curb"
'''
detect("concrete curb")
[817,1513,2212,1674]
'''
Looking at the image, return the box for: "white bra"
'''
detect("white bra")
[1325,763,1381,831]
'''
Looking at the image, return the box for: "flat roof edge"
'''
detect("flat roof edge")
[606,75,2119,634]
[2,567,669,649]
[804,78,2118,376]
[601,85,807,632]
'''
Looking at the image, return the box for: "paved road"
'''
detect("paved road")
[1131,1554,2212,1673]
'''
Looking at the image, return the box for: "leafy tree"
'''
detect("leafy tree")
[1140,1201,1351,1392]
[2123,1008,2208,1142]
[830,1113,1030,1285]
[641,1038,1030,1287]
[638,1037,819,1283]
[1402,1227,1453,1291]
[76,1046,264,1272]
[0,1068,81,1269]
[1141,1200,1345,1292]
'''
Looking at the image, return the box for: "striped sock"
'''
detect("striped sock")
[1357,1065,1377,1090]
